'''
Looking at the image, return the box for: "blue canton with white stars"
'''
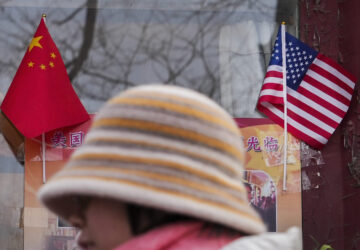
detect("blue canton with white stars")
[269,29,318,90]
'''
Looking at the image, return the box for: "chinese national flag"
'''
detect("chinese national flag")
[1,18,90,138]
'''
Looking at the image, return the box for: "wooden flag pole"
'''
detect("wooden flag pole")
[281,22,288,191]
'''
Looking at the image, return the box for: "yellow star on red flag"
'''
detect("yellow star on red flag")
[28,36,43,52]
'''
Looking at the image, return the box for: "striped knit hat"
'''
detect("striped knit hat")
[38,84,266,235]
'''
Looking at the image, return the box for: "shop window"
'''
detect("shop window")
[0,0,298,249]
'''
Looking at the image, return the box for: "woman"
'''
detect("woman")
[38,85,301,250]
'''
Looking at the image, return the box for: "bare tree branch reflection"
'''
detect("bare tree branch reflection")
[68,0,97,80]
[0,0,273,109]
[54,3,87,26]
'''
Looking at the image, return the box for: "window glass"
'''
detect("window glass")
[0,0,297,116]
[0,1,298,249]
[0,133,24,249]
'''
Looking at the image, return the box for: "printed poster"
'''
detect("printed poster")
[24,116,93,250]
[24,117,302,249]
[236,118,302,232]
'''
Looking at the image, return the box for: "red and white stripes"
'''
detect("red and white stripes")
[257,54,356,149]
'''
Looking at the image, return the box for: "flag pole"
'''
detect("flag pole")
[281,22,288,191]
[42,133,46,183]
[42,13,47,184]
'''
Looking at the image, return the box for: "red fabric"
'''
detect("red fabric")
[1,18,89,138]
[114,221,241,250]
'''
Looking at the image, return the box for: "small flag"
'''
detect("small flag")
[257,27,356,149]
[1,18,89,138]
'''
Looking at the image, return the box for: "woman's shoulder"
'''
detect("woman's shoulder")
[221,227,302,250]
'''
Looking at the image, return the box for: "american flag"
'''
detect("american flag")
[257,27,356,149]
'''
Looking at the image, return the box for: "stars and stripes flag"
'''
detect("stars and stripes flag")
[257,27,356,149]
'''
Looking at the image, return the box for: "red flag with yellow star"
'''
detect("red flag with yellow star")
[1,17,89,138]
